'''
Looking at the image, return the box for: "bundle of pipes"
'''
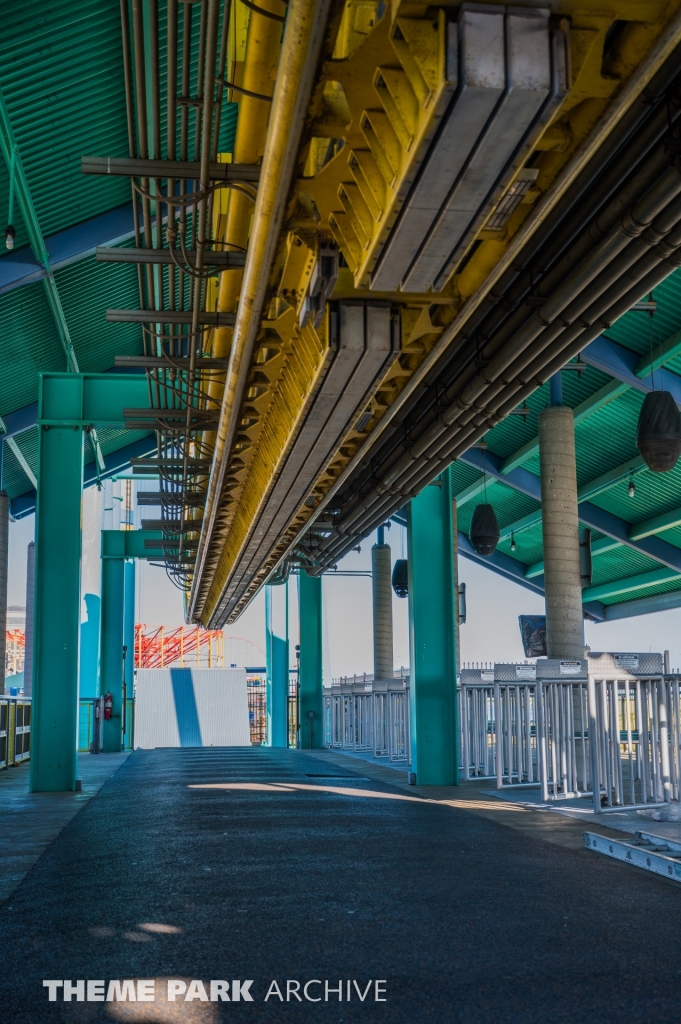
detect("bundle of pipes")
[308,92,681,573]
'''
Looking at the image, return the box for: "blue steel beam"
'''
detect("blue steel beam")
[582,334,681,404]
[459,447,681,574]
[0,203,136,296]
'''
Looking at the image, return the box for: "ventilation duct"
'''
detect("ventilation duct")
[636,391,681,472]
[371,4,566,294]
[469,504,500,556]
[392,558,409,597]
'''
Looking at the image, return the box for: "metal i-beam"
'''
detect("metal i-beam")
[629,507,681,541]
[81,156,261,181]
[582,334,681,405]
[582,566,681,603]
[635,327,681,380]
[96,246,246,268]
[407,471,458,785]
[459,447,681,575]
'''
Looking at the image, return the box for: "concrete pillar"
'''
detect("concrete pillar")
[372,526,393,681]
[407,469,458,786]
[24,541,35,699]
[0,490,8,695]
[538,405,584,659]
[99,556,125,752]
[298,572,323,749]
[266,583,289,747]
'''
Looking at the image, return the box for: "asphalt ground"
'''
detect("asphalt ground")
[1,746,680,1024]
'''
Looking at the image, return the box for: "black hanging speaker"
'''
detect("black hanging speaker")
[469,503,499,556]
[391,559,408,598]
[636,391,681,472]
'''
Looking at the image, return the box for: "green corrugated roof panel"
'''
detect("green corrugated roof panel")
[605,266,681,367]
[0,256,143,418]
[0,0,132,249]
[590,544,659,586]
[5,426,153,502]
[450,461,481,494]
[0,282,64,416]
[600,577,681,606]
[55,255,142,372]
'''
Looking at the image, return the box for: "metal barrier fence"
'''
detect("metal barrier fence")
[324,677,410,763]
[459,654,681,814]
[0,696,31,768]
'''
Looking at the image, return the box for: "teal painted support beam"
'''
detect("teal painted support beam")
[266,585,289,748]
[636,328,681,380]
[500,380,630,475]
[407,470,458,786]
[101,529,163,560]
[454,473,497,508]
[124,560,136,693]
[629,506,681,541]
[298,572,323,749]
[577,455,646,504]
[499,507,542,543]
[99,555,126,752]
[30,420,84,792]
[525,536,622,579]
[40,373,150,429]
[582,566,681,603]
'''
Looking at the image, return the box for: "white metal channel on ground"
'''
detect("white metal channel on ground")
[134,669,251,748]
[584,830,681,883]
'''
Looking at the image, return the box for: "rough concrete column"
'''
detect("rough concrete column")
[24,541,35,698]
[538,406,584,660]
[372,528,393,681]
[0,492,8,695]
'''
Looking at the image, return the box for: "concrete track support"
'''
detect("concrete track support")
[407,469,458,785]
[298,572,323,749]
[372,526,393,681]
[538,405,585,659]
[266,583,289,748]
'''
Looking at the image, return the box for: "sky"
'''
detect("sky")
[8,487,681,678]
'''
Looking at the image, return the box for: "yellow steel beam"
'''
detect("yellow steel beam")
[189,0,681,626]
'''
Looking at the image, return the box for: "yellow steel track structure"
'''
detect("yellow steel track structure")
[190,0,681,625]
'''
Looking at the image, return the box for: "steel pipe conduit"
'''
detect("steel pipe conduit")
[190,0,333,624]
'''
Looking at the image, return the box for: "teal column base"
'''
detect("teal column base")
[407,469,458,785]
[298,572,323,749]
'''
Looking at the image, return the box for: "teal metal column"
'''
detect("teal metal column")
[266,584,289,748]
[99,554,125,752]
[31,419,84,792]
[298,572,323,749]
[123,559,136,747]
[407,469,458,785]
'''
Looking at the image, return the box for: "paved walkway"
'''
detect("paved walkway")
[1,747,680,1022]
[0,752,129,904]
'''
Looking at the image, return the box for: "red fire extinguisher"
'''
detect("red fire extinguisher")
[104,692,113,720]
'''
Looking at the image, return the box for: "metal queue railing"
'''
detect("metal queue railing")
[0,696,31,769]
[324,676,410,763]
[459,654,681,814]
